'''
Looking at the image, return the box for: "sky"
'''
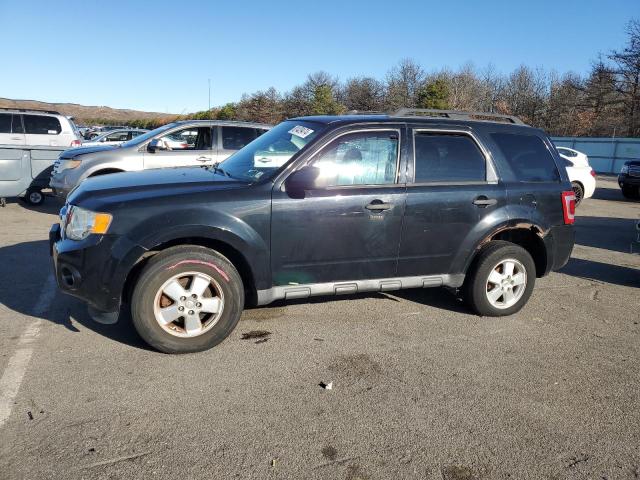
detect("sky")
[0,0,637,113]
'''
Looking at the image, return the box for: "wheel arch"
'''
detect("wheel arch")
[462,222,551,278]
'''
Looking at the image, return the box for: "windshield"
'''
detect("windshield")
[120,123,177,148]
[218,120,323,182]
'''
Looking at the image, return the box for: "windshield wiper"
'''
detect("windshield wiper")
[211,162,233,178]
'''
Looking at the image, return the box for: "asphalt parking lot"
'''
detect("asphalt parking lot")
[0,176,638,480]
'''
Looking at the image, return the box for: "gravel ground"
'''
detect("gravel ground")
[0,176,638,480]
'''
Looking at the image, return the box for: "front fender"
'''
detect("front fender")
[129,207,270,290]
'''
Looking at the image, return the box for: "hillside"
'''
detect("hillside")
[0,98,178,125]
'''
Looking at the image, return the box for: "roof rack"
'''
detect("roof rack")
[392,108,526,125]
[0,107,61,115]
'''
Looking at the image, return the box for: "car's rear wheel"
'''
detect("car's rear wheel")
[571,182,584,206]
[25,188,45,206]
[131,246,244,353]
[464,241,536,317]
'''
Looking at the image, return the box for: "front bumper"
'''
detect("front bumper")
[49,223,146,317]
[49,176,73,198]
[618,174,640,187]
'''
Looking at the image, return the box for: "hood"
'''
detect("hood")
[60,144,119,159]
[68,166,247,207]
[624,160,640,166]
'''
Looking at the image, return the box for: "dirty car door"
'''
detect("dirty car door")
[271,128,406,286]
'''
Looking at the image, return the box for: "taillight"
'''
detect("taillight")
[561,191,575,225]
[590,169,596,177]
[70,139,81,147]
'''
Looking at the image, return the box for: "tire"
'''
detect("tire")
[25,188,45,206]
[131,245,244,354]
[622,185,639,199]
[571,182,584,206]
[464,241,536,317]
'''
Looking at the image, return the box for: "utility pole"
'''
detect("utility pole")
[208,79,211,118]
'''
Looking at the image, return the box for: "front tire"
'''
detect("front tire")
[622,185,639,199]
[464,241,536,317]
[131,246,244,354]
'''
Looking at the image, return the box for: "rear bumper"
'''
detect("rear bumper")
[545,224,575,274]
[50,224,146,315]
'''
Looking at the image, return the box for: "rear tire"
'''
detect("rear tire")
[464,241,536,317]
[25,188,45,206]
[571,182,584,206]
[131,245,244,354]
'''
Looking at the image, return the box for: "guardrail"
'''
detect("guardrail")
[552,137,640,174]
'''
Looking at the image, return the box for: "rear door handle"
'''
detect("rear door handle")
[365,200,392,211]
[196,156,211,162]
[473,196,497,207]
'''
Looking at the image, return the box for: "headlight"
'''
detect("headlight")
[58,159,82,171]
[621,164,629,174]
[65,205,112,240]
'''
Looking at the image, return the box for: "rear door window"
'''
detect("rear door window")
[12,114,24,133]
[413,133,486,183]
[221,126,259,150]
[491,133,559,182]
[23,115,62,135]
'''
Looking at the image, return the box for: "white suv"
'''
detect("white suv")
[0,108,81,148]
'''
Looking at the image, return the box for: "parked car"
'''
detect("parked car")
[0,108,83,205]
[50,109,576,353]
[81,129,149,147]
[50,120,271,198]
[0,108,82,148]
[618,160,640,199]
[557,147,596,205]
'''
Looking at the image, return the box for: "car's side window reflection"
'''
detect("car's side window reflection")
[310,131,399,187]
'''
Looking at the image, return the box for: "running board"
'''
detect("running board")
[256,274,465,306]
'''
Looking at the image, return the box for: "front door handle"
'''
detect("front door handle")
[196,156,211,162]
[473,196,497,207]
[365,200,392,211]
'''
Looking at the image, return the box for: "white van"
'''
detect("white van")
[0,108,82,148]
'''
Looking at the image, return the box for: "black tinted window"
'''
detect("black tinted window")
[12,114,23,133]
[491,133,559,182]
[23,115,62,134]
[222,126,258,150]
[0,114,10,133]
[414,133,486,182]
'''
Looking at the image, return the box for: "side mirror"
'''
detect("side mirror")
[147,138,166,153]
[284,166,321,198]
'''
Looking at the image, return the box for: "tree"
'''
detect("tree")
[416,79,450,109]
[216,103,237,120]
[609,19,640,136]
[385,58,425,111]
[310,84,344,115]
[342,76,385,112]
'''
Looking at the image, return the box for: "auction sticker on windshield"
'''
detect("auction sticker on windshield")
[288,125,314,138]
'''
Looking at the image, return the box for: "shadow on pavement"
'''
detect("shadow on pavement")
[0,239,151,351]
[560,257,639,288]
[591,184,638,203]
[574,216,638,253]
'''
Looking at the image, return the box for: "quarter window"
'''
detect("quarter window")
[23,115,62,135]
[414,133,486,183]
[311,131,399,187]
[491,133,560,182]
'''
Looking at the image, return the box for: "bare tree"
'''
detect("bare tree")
[385,59,426,110]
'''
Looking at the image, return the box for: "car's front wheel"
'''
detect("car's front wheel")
[464,241,536,317]
[131,246,244,353]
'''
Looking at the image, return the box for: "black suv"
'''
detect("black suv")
[50,110,576,353]
[618,160,640,199]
